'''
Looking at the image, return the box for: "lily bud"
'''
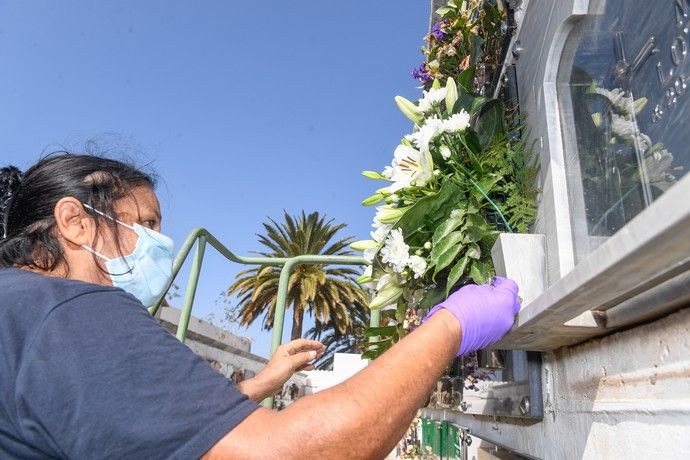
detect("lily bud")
[394,96,424,125]
[362,194,384,206]
[445,77,458,113]
[350,240,377,252]
[362,170,387,180]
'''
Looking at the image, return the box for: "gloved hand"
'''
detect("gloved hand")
[424,277,521,357]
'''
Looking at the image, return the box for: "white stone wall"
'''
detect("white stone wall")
[425,306,690,459]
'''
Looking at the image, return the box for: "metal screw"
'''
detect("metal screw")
[512,40,523,59]
[519,396,531,416]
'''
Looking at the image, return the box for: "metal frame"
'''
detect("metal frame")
[148,227,373,408]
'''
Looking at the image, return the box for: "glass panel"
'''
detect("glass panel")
[558,0,689,261]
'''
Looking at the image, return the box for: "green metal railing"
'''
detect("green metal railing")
[148,228,378,408]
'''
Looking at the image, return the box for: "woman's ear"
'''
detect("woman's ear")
[54,197,95,247]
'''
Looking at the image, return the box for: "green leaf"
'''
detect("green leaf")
[446,256,470,296]
[390,180,463,247]
[463,226,485,243]
[463,129,482,155]
[432,78,442,90]
[430,232,464,275]
[430,231,463,264]
[469,260,493,284]
[432,212,465,246]
[475,99,505,146]
[465,242,481,259]
[457,66,476,92]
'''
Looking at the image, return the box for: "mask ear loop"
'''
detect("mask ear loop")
[82,203,136,231]
[82,203,138,274]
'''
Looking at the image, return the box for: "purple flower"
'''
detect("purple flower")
[431,20,450,40]
[411,63,431,84]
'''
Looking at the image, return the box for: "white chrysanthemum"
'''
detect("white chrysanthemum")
[417,87,448,112]
[384,144,434,192]
[440,145,452,159]
[380,228,410,273]
[410,117,444,153]
[443,110,471,132]
[371,223,392,243]
[407,255,427,278]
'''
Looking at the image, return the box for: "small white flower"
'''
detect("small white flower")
[443,110,471,132]
[363,247,377,264]
[407,255,427,278]
[417,87,448,113]
[371,223,392,243]
[380,228,410,273]
[440,145,452,159]
[411,117,444,152]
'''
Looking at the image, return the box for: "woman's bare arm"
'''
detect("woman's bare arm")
[203,309,460,459]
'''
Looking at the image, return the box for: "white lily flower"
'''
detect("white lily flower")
[407,255,428,279]
[417,87,448,113]
[380,228,410,273]
[383,144,434,193]
[382,166,393,179]
[443,110,471,132]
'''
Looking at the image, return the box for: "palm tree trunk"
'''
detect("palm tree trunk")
[291,308,304,340]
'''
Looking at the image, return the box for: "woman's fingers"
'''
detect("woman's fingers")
[289,349,318,371]
[282,338,325,355]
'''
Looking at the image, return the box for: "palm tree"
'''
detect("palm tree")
[227,211,368,340]
[305,302,370,370]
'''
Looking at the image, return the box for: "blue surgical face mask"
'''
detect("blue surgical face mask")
[81,204,175,307]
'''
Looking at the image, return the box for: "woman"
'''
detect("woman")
[0,153,520,459]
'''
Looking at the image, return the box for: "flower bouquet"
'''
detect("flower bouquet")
[353,70,538,359]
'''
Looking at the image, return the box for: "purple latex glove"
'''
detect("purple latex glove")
[424,277,521,357]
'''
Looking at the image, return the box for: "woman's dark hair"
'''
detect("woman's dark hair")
[0,153,156,271]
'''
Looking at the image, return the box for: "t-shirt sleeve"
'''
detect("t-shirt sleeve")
[14,289,260,460]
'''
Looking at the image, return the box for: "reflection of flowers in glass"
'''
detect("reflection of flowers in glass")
[589,83,677,191]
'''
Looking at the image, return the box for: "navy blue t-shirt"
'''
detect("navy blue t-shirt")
[0,268,259,459]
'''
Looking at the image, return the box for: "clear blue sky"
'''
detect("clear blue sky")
[0,1,429,357]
